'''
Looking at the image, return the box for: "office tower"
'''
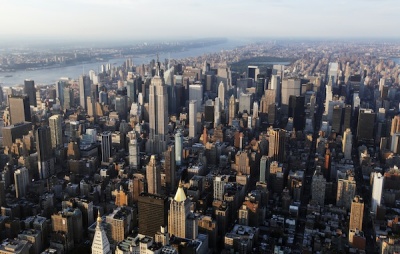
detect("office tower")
[101,131,112,163]
[259,156,269,182]
[342,105,352,133]
[331,105,343,133]
[148,69,168,155]
[349,196,364,231]
[146,155,161,195]
[357,108,375,142]
[311,168,326,206]
[106,207,133,243]
[281,78,301,106]
[343,128,353,160]
[247,66,260,81]
[238,92,253,113]
[336,174,356,209]
[164,145,176,193]
[391,133,400,154]
[79,75,91,110]
[390,115,400,136]
[288,95,305,131]
[36,126,55,179]
[269,161,284,193]
[324,78,333,116]
[253,101,259,119]
[168,182,197,239]
[260,90,275,114]
[56,80,67,107]
[218,81,225,109]
[213,175,228,201]
[92,212,111,254]
[51,212,74,250]
[63,87,74,110]
[0,181,5,207]
[268,128,286,163]
[128,131,140,169]
[49,115,63,149]
[214,97,220,128]
[189,83,203,111]
[115,95,127,120]
[270,75,281,104]
[371,172,383,215]
[99,91,108,105]
[175,131,183,166]
[24,79,36,107]
[228,95,236,126]
[189,100,197,138]
[138,193,168,238]
[9,95,31,124]
[14,167,29,198]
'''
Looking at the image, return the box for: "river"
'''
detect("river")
[0,39,248,86]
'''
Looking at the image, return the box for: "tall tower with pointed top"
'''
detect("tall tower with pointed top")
[147,66,168,155]
[228,95,236,126]
[168,182,198,239]
[91,212,111,254]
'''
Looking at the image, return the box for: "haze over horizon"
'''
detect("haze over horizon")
[1,0,400,43]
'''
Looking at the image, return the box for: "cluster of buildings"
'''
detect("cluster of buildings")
[0,40,399,254]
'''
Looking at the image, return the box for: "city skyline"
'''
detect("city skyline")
[1,0,400,42]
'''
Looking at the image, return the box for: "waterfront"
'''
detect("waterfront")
[0,39,247,86]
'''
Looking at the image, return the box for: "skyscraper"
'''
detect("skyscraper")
[259,156,269,183]
[343,128,353,160]
[164,145,176,193]
[349,196,364,231]
[79,75,91,110]
[188,83,203,112]
[371,172,384,215]
[218,81,225,109]
[138,193,168,238]
[128,131,140,169]
[168,182,198,239]
[357,108,375,142]
[49,114,63,149]
[228,95,236,126]
[146,155,161,195]
[175,130,183,166]
[91,212,111,254]
[101,131,112,163]
[189,100,198,138]
[311,167,326,206]
[147,69,168,155]
[268,128,286,163]
[24,79,36,107]
[14,167,29,198]
[336,174,356,209]
[36,126,55,179]
[247,66,260,81]
[214,97,220,128]
[8,95,31,124]
[56,80,67,107]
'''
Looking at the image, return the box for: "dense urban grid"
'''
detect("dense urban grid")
[0,40,400,254]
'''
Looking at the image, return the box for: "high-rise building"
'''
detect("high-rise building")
[281,78,301,106]
[238,92,253,114]
[79,75,91,110]
[63,87,74,110]
[49,115,63,149]
[14,167,29,198]
[101,132,112,163]
[228,95,236,126]
[260,90,276,114]
[331,105,343,134]
[189,83,203,112]
[268,128,286,163]
[343,128,353,160]
[164,145,176,193]
[336,174,356,209]
[147,69,168,155]
[218,81,225,109]
[259,156,269,183]
[146,155,161,195]
[24,80,36,107]
[189,100,198,138]
[214,97,220,128]
[311,167,326,206]
[9,95,31,124]
[168,182,198,239]
[92,212,111,254]
[371,172,384,215]
[138,193,168,238]
[175,131,183,166]
[390,115,400,136]
[128,131,140,169]
[288,95,305,131]
[349,196,364,231]
[357,108,375,142]
[247,66,260,81]
[36,126,55,179]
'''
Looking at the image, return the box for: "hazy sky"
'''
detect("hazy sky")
[1,0,399,41]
